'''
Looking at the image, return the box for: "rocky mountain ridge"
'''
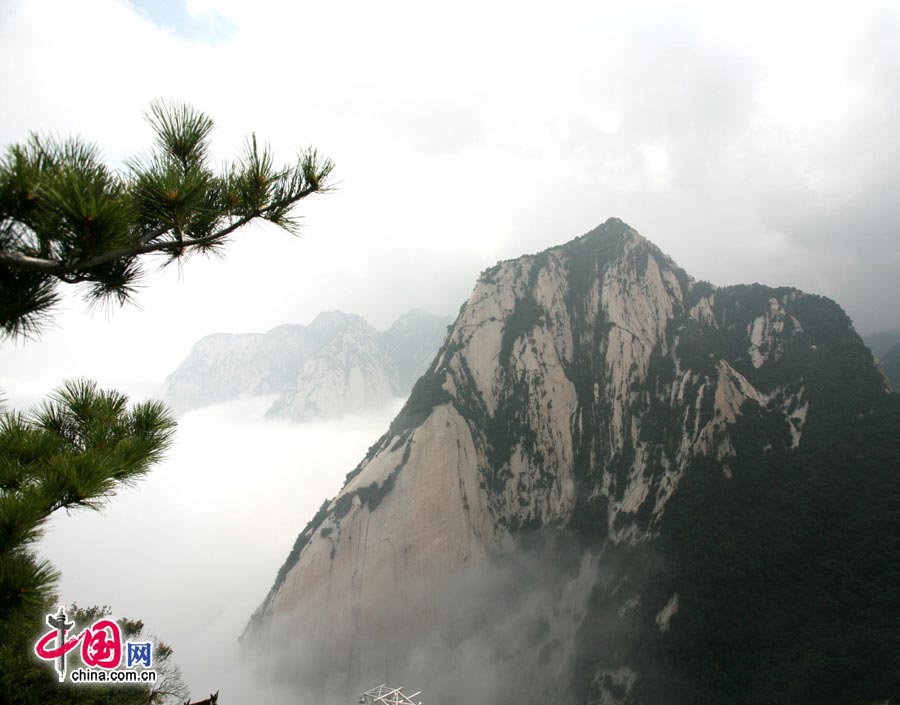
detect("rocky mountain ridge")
[245,219,900,705]
[163,309,452,420]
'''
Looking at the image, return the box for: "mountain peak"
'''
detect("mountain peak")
[578,215,635,243]
[479,217,675,290]
[308,310,368,332]
[386,308,449,330]
[245,220,900,704]
[562,217,673,269]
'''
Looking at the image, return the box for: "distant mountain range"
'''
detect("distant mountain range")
[163,309,453,420]
[881,343,900,390]
[864,329,900,390]
[863,329,900,359]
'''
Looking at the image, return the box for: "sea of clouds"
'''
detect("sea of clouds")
[36,395,405,701]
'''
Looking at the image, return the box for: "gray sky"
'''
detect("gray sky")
[2,0,900,399]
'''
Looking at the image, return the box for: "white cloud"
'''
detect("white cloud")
[37,396,405,695]
[3,0,899,347]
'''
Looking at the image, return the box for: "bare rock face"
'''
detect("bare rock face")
[265,313,397,420]
[163,310,451,420]
[245,219,900,705]
[161,328,307,414]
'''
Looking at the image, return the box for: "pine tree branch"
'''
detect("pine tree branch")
[138,225,169,246]
[0,252,59,272]
[0,184,320,275]
[0,102,334,338]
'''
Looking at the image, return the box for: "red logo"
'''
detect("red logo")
[35,609,123,681]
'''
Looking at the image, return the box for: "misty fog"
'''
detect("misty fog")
[36,396,405,700]
[246,531,651,705]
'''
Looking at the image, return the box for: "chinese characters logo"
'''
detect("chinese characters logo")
[34,607,153,682]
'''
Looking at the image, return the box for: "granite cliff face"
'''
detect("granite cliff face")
[163,309,451,420]
[246,220,900,705]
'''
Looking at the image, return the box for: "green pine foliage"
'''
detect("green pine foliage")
[0,100,333,338]
[633,393,900,705]
[0,379,175,615]
[0,380,183,703]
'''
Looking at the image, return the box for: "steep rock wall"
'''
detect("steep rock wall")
[245,218,900,705]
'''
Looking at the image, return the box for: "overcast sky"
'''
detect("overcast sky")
[1,0,899,399]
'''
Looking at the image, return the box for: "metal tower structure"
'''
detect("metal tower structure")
[358,683,422,705]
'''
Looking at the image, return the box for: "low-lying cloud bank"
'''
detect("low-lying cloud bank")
[242,532,651,705]
[37,395,405,700]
